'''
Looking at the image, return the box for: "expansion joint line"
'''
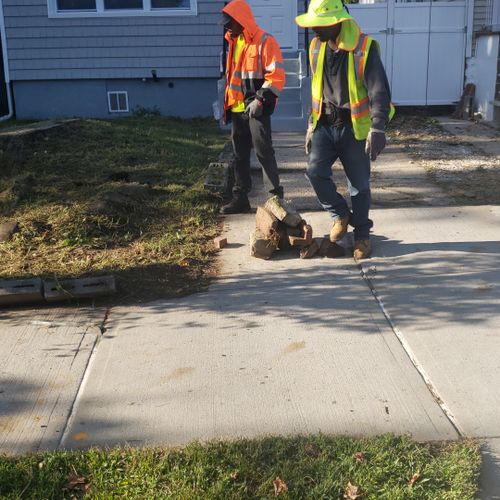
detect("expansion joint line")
[58,306,112,448]
[356,262,466,439]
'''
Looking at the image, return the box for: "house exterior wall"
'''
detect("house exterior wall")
[12,77,216,118]
[3,0,224,81]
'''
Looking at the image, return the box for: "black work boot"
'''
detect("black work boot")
[220,193,251,214]
[269,186,284,199]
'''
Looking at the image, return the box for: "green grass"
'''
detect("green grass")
[0,117,226,302]
[0,119,37,130]
[0,435,479,499]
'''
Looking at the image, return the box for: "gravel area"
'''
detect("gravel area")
[388,114,500,204]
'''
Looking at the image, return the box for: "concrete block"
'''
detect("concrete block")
[214,236,227,249]
[0,278,43,305]
[44,276,116,302]
[204,162,229,194]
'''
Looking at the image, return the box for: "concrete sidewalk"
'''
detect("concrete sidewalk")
[1,126,500,497]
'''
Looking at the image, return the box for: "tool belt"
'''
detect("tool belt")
[320,103,352,127]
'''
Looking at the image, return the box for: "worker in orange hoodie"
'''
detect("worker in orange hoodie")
[220,0,286,214]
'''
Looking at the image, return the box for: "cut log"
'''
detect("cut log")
[264,196,302,227]
[250,229,277,260]
[277,224,291,250]
[316,237,344,258]
[288,224,313,247]
[255,206,280,239]
[452,83,475,120]
[300,239,320,259]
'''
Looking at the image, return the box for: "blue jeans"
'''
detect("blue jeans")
[307,121,373,241]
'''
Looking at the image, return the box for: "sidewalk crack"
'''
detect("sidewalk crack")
[356,261,466,438]
[57,306,111,448]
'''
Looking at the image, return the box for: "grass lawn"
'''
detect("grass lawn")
[0,119,37,130]
[0,117,226,302]
[0,435,479,499]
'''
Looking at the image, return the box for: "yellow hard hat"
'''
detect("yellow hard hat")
[295,0,353,28]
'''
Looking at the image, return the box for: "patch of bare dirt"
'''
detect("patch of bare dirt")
[388,114,500,204]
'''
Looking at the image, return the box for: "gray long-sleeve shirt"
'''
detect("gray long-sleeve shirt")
[322,42,392,131]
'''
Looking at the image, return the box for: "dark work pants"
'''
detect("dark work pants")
[307,121,373,241]
[230,111,280,195]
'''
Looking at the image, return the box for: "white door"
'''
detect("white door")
[246,0,298,50]
[349,0,467,105]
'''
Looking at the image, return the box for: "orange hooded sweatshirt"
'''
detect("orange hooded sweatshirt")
[222,0,286,117]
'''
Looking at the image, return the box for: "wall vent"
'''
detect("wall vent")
[107,91,129,113]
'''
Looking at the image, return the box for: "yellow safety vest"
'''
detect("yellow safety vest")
[309,20,395,140]
[231,35,246,113]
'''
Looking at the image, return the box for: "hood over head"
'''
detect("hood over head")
[222,0,259,38]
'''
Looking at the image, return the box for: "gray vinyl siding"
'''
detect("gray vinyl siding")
[3,0,225,80]
[473,0,492,33]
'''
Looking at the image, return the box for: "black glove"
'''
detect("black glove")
[365,128,386,161]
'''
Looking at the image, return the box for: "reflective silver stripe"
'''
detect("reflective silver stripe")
[257,33,268,78]
[265,61,285,72]
[241,71,261,79]
[261,82,281,96]
[353,33,368,81]
[233,70,242,78]
[351,99,370,117]
[312,100,321,112]
[311,39,320,73]
[229,83,242,92]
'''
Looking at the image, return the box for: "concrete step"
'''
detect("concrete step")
[275,101,303,118]
[279,87,302,102]
[284,74,301,89]
[283,59,301,74]
[272,116,308,132]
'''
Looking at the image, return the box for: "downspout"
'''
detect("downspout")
[0,0,13,121]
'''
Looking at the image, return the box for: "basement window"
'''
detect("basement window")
[107,91,129,113]
[49,0,196,17]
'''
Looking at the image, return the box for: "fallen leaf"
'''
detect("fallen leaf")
[304,443,320,457]
[354,452,365,463]
[344,481,363,499]
[273,476,288,496]
[229,471,238,480]
[72,432,87,442]
[409,472,421,487]
[63,472,90,492]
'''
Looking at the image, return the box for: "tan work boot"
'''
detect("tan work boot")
[329,216,350,242]
[353,239,372,260]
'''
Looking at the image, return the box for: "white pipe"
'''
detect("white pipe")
[0,0,13,121]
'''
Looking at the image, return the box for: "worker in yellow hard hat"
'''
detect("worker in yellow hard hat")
[296,0,395,259]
